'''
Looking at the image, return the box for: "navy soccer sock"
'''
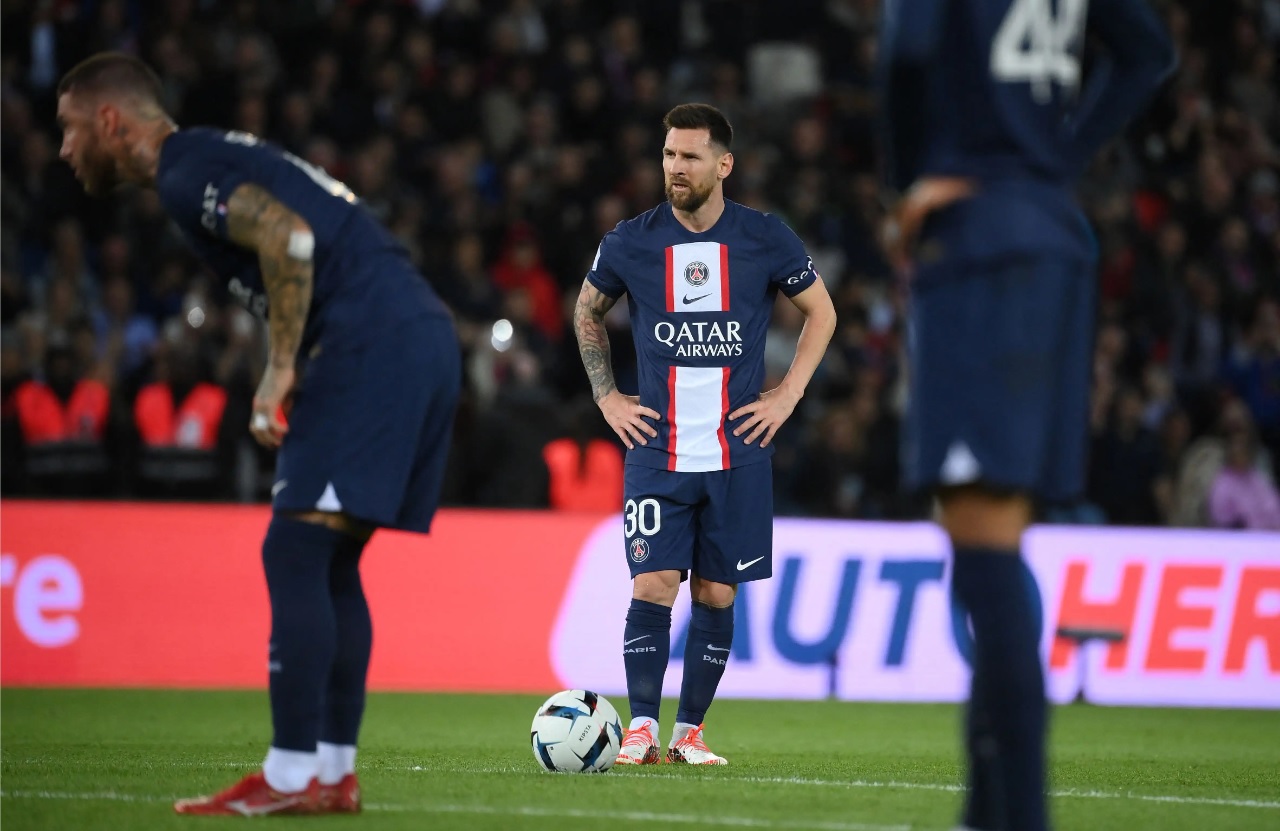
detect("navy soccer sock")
[676,601,734,726]
[262,517,341,752]
[623,599,672,724]
[320,532,371,748]
[951,547,1048,831]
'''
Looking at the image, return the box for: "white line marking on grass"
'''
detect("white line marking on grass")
[1,790,170,803]
[0,790,907,830]
[375,803,909,830]
[404,764,1280,811]
[1055,789,1280,811]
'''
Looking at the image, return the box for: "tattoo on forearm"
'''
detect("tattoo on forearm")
[573,281,619,403]
[225,184,313,367]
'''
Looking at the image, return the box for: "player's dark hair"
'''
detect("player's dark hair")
[57,52,165,110]
[662,104,733,151]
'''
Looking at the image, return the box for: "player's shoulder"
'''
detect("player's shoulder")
[598,203,669,257]
[616,203,669,238]
[729,200,802,244]
[162,127,279,170]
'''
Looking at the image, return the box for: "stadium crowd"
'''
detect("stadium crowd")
[2,0,1278,528]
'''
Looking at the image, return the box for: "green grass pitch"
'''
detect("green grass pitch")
[2,689,1277,830]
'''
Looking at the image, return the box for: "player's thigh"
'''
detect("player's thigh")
[622,465,699,580]
[906,258,1065,496]
[696,460,773,584]
[274,319,447,528]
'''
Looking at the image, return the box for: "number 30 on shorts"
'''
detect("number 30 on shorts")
[624,498,661,537]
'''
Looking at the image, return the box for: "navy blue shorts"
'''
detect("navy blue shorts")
[621,460,773,584]
[904,256,1094,502]
[272,314,460,533]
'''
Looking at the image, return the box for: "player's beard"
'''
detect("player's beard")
[666,177,713,213]
[77,145,123,196]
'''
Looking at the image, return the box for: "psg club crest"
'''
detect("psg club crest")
[683,261,710,287]
[629,537,650,563]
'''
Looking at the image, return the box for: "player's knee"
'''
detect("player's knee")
[689,576,736,608]
[280,510,375,542]
[937,485,1032,549]
[632,570,680,606]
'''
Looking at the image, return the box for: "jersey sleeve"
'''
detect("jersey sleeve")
[767,215,819,297]
[155,136,252,242]
[585,228,628,299]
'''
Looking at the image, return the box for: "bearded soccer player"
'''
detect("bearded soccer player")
[574,103,837,765]
[57,53,461,815]
[879,1,1174,828]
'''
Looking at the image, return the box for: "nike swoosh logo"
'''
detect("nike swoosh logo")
[225,796,304,816]
[707,645,730,653]
[624,636,650,646]
[682,293,712,305]
[271,479,288,497]
[736,557,765,571]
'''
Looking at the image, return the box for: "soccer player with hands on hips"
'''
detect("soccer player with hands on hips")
[575,103,837,766]
[57,53,461,816]
[879,0,1174,828]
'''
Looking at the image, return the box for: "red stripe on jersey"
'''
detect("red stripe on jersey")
[666,365,679,471]
[665,246,675,313]
[718,366,731,469]
[719,243,730,311]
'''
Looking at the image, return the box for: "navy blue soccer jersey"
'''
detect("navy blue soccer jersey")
[587,200,818,473]
[155,128,448,348]
[880,0,1175,263]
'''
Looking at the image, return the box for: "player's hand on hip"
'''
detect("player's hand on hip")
[250,363,295,449]
[598,390,660,450]
[729,385,802,448]
[883,176,976,271]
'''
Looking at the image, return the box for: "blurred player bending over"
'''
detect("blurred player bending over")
[575,103,837,765]
[879,1,1174,828]
[57,53,461,815]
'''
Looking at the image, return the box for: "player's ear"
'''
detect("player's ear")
[95,102,118,140]
[718,151,734,181]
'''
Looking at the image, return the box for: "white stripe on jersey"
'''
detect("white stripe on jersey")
[668,241,728,313]
[668,366,730,472]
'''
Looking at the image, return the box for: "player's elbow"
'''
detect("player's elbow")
[804,295,838,339]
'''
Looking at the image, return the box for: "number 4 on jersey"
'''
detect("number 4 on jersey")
[991,0,1089,103]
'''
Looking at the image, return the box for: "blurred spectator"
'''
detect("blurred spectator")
[1208,427,1280,530]
[1089,385,1162,525]
[1171,397,1276,526]
[11,335,111,494]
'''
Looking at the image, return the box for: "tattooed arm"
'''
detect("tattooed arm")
[573,279,660,450]
[573,279,621,403]
[224,183,314,447]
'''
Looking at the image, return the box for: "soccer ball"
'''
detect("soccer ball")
[530,689,623,773]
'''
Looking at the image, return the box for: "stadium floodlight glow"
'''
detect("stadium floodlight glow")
[491,318,514,352]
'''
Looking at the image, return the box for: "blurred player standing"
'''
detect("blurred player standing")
[574,103,837,765]
[57,53,460,815]
[878,1,1175,828]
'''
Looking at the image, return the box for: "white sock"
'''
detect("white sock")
[262,746,318,793]
[628,717,659,743]
[316,742,357,786]
[671,721,698,745]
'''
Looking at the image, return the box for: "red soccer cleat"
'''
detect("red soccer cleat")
[318,774,361,813]
[173,771,320,816]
